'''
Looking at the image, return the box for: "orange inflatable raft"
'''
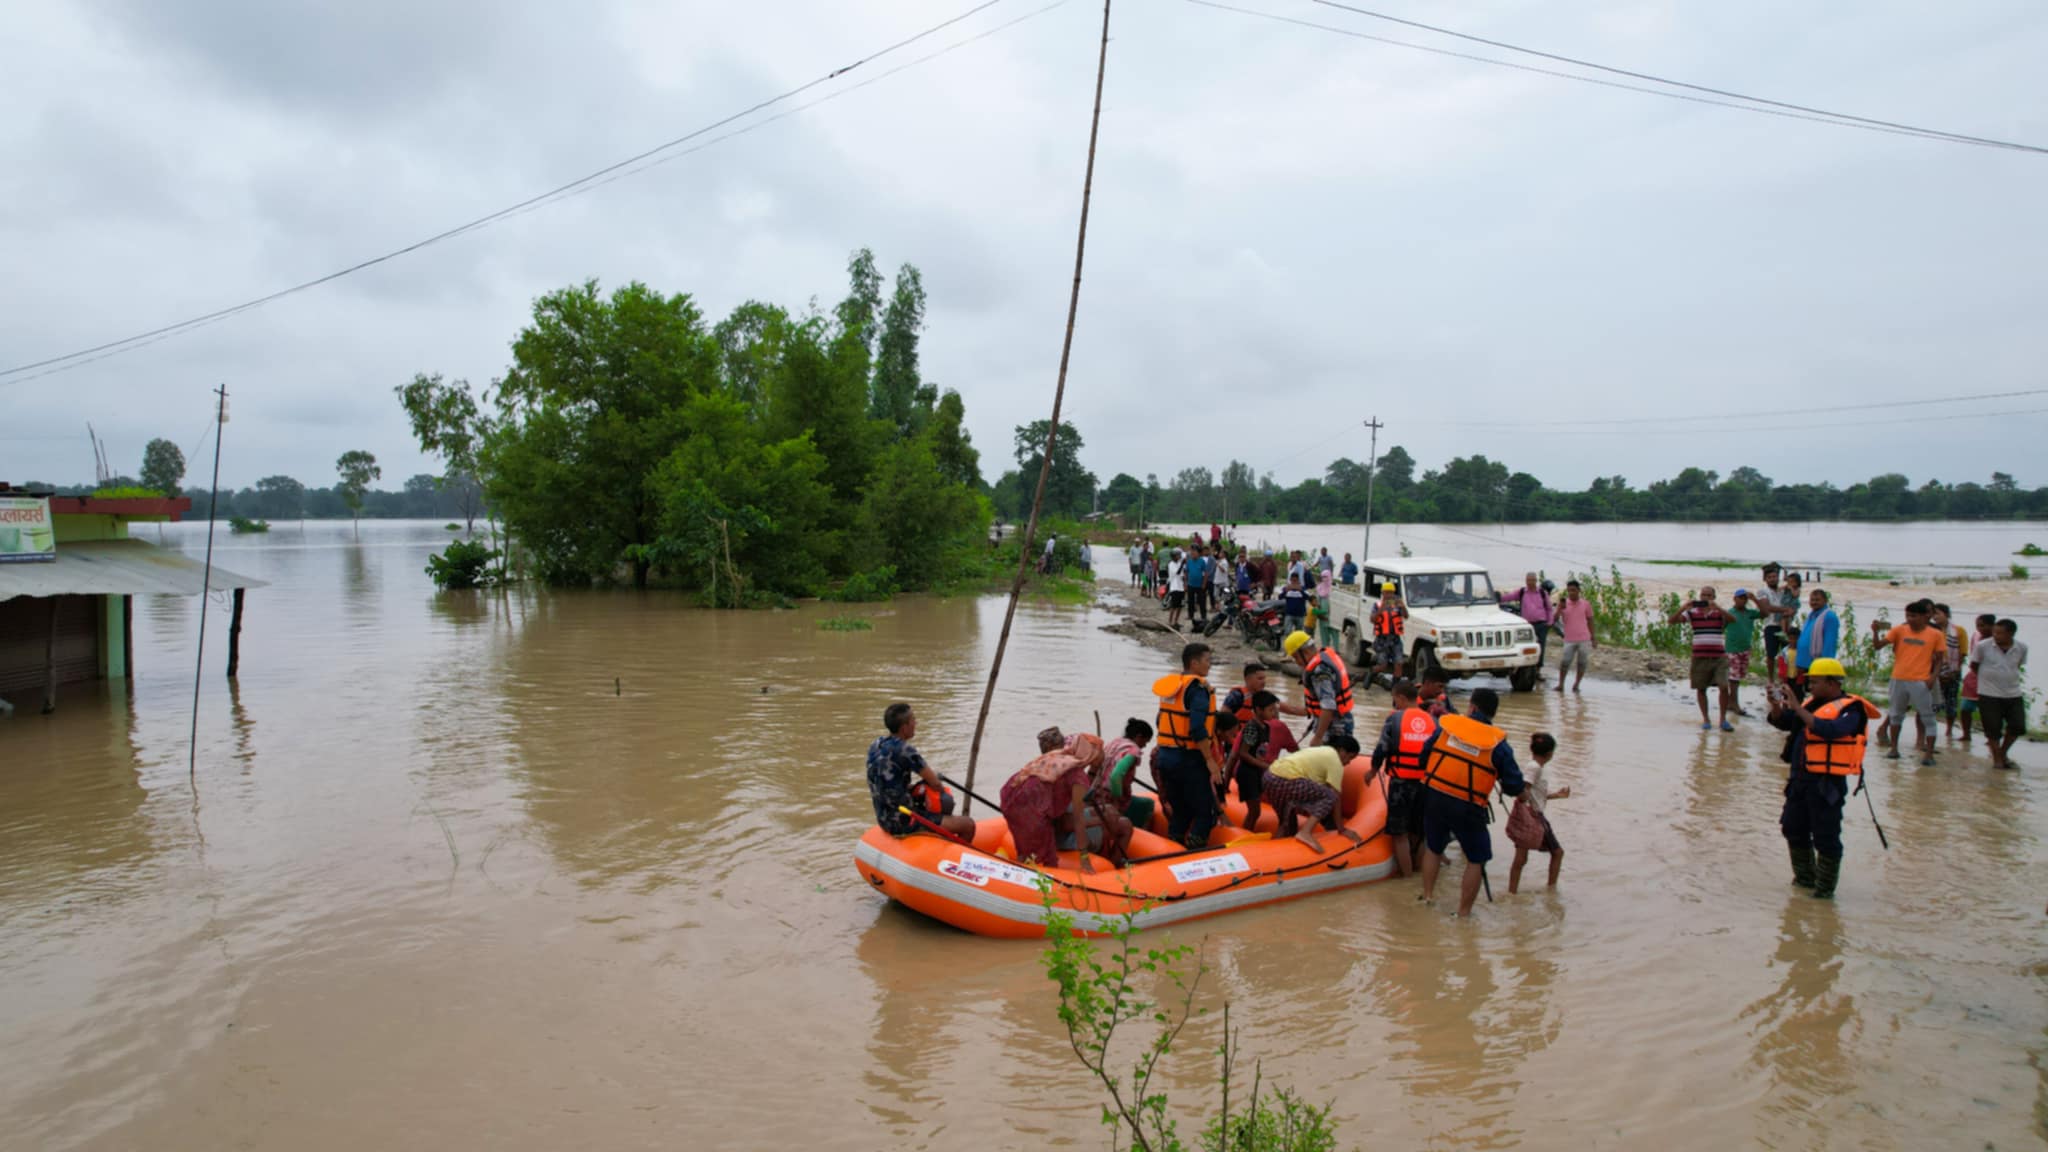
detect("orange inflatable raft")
[855,758,1394,938]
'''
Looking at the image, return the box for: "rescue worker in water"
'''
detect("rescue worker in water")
[1767,657,1880,900]
[1284,630,1354,746]
[1417,687,1528,917]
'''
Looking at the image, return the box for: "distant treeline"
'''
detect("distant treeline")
[1069,450,2048,524]
[32,474,480,522]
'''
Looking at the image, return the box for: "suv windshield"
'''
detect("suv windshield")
[1401,571,1497,608]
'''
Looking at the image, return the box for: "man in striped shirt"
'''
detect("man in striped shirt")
[1669,586,1734,731]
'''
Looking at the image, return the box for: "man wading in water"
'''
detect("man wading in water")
[1768,659,1879,899]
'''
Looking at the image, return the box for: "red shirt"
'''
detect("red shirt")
[1265,719,1299,757]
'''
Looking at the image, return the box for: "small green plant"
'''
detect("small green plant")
[2017,543,2045,557]
[227,516,270,534]
[2012,563,2031,580]
[90,485,166,499]
[1828,568,1896,582]
[819,613,873,631]
[1041,885,1343,1152]
[425,538,503,589]
[445,522,462,531]
[1398,541,1413,558]
[825,565,898,603]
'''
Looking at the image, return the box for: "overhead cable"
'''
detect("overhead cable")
[1185,0,2048,154]
[0,0,1034,384]
[1311,0,2048,155]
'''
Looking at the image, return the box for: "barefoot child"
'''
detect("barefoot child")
[1508,732,1572,893]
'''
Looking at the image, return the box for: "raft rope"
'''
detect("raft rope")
[908,814,1391,906]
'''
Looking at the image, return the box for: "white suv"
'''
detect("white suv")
[1325,556,1543,691]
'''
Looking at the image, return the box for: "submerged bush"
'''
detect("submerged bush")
[426,538,503,589]
[826,565,899,603]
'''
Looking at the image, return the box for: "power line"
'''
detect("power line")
[0,0,1030,384]
[1184,0,2048,154]
[1312,0,2048,156]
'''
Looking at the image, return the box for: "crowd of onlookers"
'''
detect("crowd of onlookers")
[1661,563,2028,768]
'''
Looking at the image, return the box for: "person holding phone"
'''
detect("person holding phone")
[1668,586,1734,731]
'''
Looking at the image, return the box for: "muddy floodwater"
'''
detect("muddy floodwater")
[3,520,2044,1150]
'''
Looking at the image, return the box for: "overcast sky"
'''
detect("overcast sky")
[4,0,2045,493]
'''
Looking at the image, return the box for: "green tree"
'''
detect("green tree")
[1219,460,1257,523]
[711,300,789,412]
[139,438,185,497]
[869,263,928,436]
[832,248,884,383]
[647,393,835,602]
[484,280,717,587]
[1012,420,1096,520]
[252,474,305,521]
[857,436,989,586]
[926,389,981,489]
[765,314,877,505]
[1375,445,1416,492]
[394,372,491,533]
[335,450,381,536]
[1101,472,1145,519]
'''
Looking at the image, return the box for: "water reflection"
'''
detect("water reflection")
[1741,900,1853,1145]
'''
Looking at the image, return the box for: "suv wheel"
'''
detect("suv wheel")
[1414,642,1443,681]
[1509,664,1539,693]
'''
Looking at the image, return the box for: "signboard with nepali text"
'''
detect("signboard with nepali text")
[0,496,56,562]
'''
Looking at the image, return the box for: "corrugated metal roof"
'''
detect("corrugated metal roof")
[0,539,267,600]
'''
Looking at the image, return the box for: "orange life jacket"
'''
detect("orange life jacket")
[1372,604,1404,638]
[1388,706,1436,780]
[1800,694,1880,776]
[1231,686,1258,723]
[1422,713,1507,807]
[1302,649,1354,718]
[1154,673,1211,750]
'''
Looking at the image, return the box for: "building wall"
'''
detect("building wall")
[52,514,131,543]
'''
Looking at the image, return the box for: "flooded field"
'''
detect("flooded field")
[2,520,2044,1150]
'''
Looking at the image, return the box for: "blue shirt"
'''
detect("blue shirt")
[1183,680,1212,742]
[1280,588,1309,617]
[1796,607,1840,670]
[1235,562,1253,593]
[866,735,928,834]
[1340,561,1358,584]
[1185,556,1208,588]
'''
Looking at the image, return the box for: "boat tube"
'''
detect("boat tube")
[855,757,1394,937]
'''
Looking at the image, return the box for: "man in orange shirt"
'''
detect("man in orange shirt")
[1873,599,1944,765]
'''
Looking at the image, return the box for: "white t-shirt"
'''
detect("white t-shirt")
[1971,639,2028,699]
[1524,760,1555,814]
[1168,561,1186,592]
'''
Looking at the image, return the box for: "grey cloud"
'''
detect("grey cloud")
[4,0,2046,494]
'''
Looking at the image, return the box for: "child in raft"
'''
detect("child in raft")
[1100,719,1156,831]
[1215,694,1277,830]
[1507,731,1572,893]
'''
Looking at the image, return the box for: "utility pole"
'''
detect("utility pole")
[1361,417,1383,563]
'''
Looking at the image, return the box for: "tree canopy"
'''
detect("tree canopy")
[450,249,987,599]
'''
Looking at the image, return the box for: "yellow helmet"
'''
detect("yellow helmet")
[1381,582,1397,592]
[1282,630,1313,657]
[1808,658,1847,679]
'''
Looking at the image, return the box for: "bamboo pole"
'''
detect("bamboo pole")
[962,0,1113,814]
